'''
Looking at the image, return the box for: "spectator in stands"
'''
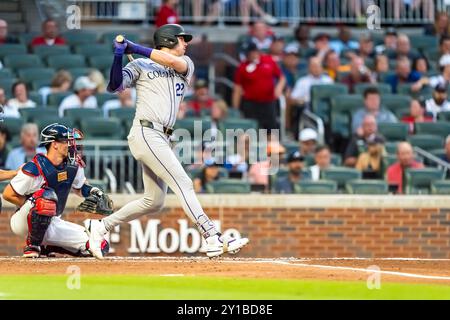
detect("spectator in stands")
[102,88,135,117]
[0,19,18,44]
[344,114,377,167]
[88,69,107,93]
[386,141,424,194]
[38,70,72,106]
[287,24,313,52]
[352,87,397,134]
[58,76,97,117]
[425,83,450,121]
[186,79,215,117]
[31,19,66,47]
[412,56,429,75]
[5,123,46,170]
[323,50,350,81]
[298,128,318,157]
[186,33,213,80]
[226,133,252,177]
[193,158,221,193]
[7,81,36,109]
[402,99,433,134]
[210,99,228,140]
[313,33,331,61]
[248,140,285,191]
[274,151,306,194]
[0,125,11,168]
[355,34,375,60]
[385,56,421,93]
[290,56,333,107]
[248,20,274,52]
[232,41,285,132]
[375,27,397,55]
[309,145,332,181]
[355,134,386,179]
[155,0,179,27]
[372,54,390,82]
[439,35,450,57]
[269,35,285,63]
[412,54,450,92]
[330,26,359,56]
[392,33,419,60]
[0,87,20,118]
[341,55,374,93]
[425,11,450,37]
[280,46,306,91]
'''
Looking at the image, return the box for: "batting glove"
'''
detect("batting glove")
[113,40,128,56]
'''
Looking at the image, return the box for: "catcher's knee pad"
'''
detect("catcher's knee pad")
[27,188,58,247]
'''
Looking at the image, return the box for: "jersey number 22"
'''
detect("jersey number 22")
[175,83,185,96]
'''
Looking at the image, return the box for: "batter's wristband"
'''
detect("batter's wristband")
[131,42,153,58]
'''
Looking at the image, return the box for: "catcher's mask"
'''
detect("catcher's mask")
[39,123,85,167]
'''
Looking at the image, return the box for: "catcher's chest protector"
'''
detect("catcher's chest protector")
[33,154,78,216]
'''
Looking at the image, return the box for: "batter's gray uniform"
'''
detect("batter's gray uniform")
[102,57,218,239]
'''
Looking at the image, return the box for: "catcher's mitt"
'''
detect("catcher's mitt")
[77,189,113,216]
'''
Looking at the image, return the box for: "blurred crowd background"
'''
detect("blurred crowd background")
[1,0,450,195]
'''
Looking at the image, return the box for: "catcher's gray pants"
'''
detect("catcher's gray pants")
[102,124,217,238]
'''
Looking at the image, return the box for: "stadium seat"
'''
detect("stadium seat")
[378,122,409,141]
[74,43,112,56]
[206,179,251,194]
[283,141,299,156]
[397,83,432,100]
[46,54,86,70]
[19,107,58,122]
[321,167,362,191]
[383,154,398,168]
[109,107,135,119]
[311,84,348,121]
[381,94,411,113]
[0,68,13,79]
[354,83,392,95]
[31,78,51,91]
[17,32,39,46]
[80,118,123,139]
[3,54,43,71]
[62,31,98,46]
[32,45,71,58]
[437,111,450,122]
[407,134,444,151]
[0,78,17,97]
[88,55,114,70]
[409,35,439,51]
[35,116,74,132]
[2,118,24,139]
[330,94,364,137]
[226,108,243,118]
[294,180,337,194]
[379,71,397,83]
[219,118,258,133]
[414,122,450,138]
[0,44,27,58]
[405,168,444,194]
[47,92,72,108]
[346,179,388,195]
[431,180,450,195]
[28,91,43,106]
[17,68,55,85]
[174,117,211,135]
[64,108,103,126]
[96,92,117,107]
[67,67,92,79]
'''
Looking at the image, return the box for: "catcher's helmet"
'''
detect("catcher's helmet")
[153,24,192,49]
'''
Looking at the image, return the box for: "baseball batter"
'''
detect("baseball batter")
[87,24,249,259]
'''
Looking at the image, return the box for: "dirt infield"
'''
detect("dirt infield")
[0,257,450,285]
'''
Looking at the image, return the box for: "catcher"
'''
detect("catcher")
[2,123,113,258]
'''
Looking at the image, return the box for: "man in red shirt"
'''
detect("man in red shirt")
[186,79,215,116]
[386,141,424,194]
[31,19,66,47]
[155,0,179,27]
[232,41,286,132]
[401,99,433,134]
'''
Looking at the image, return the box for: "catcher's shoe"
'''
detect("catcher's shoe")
[86,219,108,260]
[23,245,41,258]
[206,233,249,258]
[40,246,57,258]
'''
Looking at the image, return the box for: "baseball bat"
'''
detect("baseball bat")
[115,35,134,62]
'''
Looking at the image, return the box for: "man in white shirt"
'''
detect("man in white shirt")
[102,88,135,117]
[0,87,20,118]
[412,54,450,92]
[290,56,333,106]
[309,145,332,181]
[425,83,450,120]
[58,76,98,117]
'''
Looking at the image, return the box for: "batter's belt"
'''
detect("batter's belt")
[139,119,174,136]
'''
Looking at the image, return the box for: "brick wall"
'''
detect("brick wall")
[1,195,449,258]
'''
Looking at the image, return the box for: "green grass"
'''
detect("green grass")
[0,275,449,300]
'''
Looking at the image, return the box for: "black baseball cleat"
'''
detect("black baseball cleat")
[39,246,57,258]
[23,245,41,258]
